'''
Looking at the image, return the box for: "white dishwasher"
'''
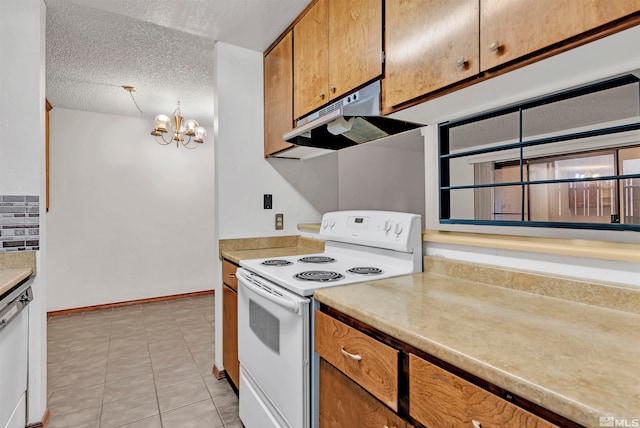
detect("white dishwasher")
[0,279,33,428]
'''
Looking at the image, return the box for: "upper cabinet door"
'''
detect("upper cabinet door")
[294,0,330,120]
[328,0,383,101]
[264,32,294,157]
[383,0,479,110]
[480,0,640,71]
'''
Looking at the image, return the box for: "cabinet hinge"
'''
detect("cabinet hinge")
[381,50,385,64]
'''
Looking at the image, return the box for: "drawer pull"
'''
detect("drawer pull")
[472,420,482,428]
[340,346,362,361]
[228,273,236,278]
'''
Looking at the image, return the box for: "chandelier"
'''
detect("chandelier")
[151,101,206,149]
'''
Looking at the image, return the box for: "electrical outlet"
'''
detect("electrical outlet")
[264,194,272,209]
[275,213,284,230]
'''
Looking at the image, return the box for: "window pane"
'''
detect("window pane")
[449,111,520,152]
[521,82,640,139]
[493,185,525,221]
[449,188,477,220]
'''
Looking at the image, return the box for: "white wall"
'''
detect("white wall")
[0,0,47,424]
[215,43,338,239]
[337,129,426,225]
[213,42,339,370]
[47,108,217,310]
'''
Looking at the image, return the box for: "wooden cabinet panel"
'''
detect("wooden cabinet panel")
[480,0,640,71]
[328,0,382,101]
[314,310,398,410]
[222,284,239,388]
[319,359,411,428]
[222,260,238,291]
[264,31,294,157]
[294,0,329,119]
[384,0,479,109]
[409,354,557,428]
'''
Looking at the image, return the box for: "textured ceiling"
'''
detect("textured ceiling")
[45,0,309,126]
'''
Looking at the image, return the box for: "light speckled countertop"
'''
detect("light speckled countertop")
[0,268,33,296]
[314,272,640,427]
[221,246,322,265]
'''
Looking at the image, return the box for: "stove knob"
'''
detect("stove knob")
[383,220,392,232]
[322,219,329,229]
[394,223,403,235]
[329,218,336,229]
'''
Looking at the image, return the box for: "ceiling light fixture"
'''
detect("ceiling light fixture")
[151,101,206,149]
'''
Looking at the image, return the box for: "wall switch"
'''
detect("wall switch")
[275,213,284,230]
[264,194,272,209]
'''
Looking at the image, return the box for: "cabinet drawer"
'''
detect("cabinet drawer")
[409,354,557,428]
[314,310,398,410]
[319,359,410,428]
[222,260,238,291]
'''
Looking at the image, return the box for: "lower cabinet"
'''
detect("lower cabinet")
[319,359,411,428]
[222,260,239,388]
[409,354,555,428]
[316,309,562,428]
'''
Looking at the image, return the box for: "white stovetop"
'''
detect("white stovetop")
[240,244,419,297]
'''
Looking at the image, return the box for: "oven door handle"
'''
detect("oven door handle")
[239,276,301,315]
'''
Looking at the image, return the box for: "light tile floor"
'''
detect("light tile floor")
[47,294,242,428]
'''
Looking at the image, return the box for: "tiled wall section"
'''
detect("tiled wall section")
[0,195,39,252]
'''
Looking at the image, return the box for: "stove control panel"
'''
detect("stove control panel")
[319,210,421,253]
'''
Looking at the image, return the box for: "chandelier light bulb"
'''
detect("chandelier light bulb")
[153,114,171,133]
[194,126,207,143]
[184,119,199,136]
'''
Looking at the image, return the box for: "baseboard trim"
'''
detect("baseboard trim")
[26,408,50,428]
[213,364,226,380]
[47,290,214,317]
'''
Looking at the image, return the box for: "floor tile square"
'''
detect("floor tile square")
[160,399,223,428]
[157,377,210,412]
[100,391,159,428]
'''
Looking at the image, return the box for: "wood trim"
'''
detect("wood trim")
[383,13,640,115]
[321,305,583,428]
[45,99,52,212]
[47,290,214,316]
[423,230,640,263]
[212,364,226,380]
[26,408,50,428]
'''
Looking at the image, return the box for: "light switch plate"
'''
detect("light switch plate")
[264,194,272,209]
[275,213,284,230]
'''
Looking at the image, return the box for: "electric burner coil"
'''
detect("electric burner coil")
[294,271,344,282]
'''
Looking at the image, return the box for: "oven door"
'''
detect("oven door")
[237,268,310,428]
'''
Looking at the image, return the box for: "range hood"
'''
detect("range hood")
[275,81,423,159]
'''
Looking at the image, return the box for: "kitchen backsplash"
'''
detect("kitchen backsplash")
[0,195,39,252]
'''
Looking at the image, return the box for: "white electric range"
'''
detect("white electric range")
[236,210,422,428]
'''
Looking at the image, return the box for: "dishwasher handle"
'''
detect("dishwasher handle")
[237,269,302,315]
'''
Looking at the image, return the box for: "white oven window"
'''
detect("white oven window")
[249,299,280,354]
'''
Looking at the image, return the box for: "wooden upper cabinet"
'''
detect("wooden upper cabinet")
[480,0,640,71]
[294,0,330,119]
[384,0,479,109]
[328,0,382,101]
[264,31,294,157]
[294,0,382,120]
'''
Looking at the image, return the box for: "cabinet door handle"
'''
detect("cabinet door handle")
[456,56,466,69]
[472,420,482,428]
[319,91,325,99]
[229,273,236,278]
[489,40,501,52]
[340,346,362,361]
[330,85,336,93]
